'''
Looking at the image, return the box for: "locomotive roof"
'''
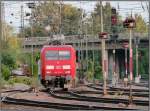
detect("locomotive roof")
[43,45,73,48]
[41,45,75,53]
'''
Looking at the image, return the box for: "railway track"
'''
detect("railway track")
[69,91,149,106]
[2,97,99,110]
[133,83,148,88]
[87,84,149,93]
[49,90,138,110]
[2,95,137,110]
[1,89,96,110]
[1,89,136,110]
[87,87,149,97]
[76,90,149,97]
[50,90,148,106]
[1,84,148,110]
[95,82,149,88]
[1,89,32,93]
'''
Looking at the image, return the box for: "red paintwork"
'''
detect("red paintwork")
[129,49,133,81]
[40,45,76,80]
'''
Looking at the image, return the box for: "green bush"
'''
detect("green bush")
[8,76,32,85]
[2,64,11,80]
[94,65,103,80]
[2,51,16,69]
[0,78,8,89]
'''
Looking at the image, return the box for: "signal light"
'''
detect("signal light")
[111,8,117,15]
[111,16,117,25]
[111,8,117,25]
[26,13,31,16]
[27,3,35,9]
[122,42,129,48]
[99,32,108,39]
[123,18,136,28]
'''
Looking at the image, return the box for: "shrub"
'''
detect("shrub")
[2,64,11,80]
[8,76,32,85]
[2,51,16,69]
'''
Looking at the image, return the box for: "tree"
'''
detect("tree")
[1,22,25,80]
[134,14,148,33]
[90,2,123,35]
[23,1,82,37]
[61,4,82,35]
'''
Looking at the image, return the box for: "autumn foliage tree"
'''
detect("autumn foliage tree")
[24,1,82,37]
[134,14,148,33]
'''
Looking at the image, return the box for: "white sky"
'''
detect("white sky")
[3,1,149,33]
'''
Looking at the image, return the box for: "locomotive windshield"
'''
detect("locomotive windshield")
[46,50,70,60]
[46,51,58,60]
[59,51,70,60]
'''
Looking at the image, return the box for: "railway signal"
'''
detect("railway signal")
[123,16,136,105]
[26,13,31,17]
[111,8,117,25]
[99,32,108,39]
[111,8,118,36]
[99,32,108,95]
[26,3,35,9]
[123,18,136,28]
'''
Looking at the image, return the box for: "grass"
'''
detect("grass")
[7,76,34,86]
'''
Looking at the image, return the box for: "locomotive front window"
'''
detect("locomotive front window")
[46,51,58,60]
[59,51,70,60]
[46,50,70,60]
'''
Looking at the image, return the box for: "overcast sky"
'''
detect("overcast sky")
[3,1,149,33]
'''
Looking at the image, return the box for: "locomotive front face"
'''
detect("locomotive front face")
[42,47,74,80]
[45,50,71,79]
[40,45,76,88]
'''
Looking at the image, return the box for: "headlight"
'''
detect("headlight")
[46,71,51,74]
[65,71,70,74]
[63,65,71,69]
[46,65,54,69]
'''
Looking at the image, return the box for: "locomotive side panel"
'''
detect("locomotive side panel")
[70,47,76,80]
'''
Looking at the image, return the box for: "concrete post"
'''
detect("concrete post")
[129,28,133,105]
[100,0,107,95]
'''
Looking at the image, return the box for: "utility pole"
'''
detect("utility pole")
[20,5,24,38]
[31,18,34,77]
[111,7,118,86]
[91,16,95,83]
[148,1,150,105]
[59,1,62,44]
[86,23,88,73]
[135,37,140,83]
[100,0,107,95]
[27,2,36,77]
[123,15,136,105]
[136,41,138,78]
[77,7,81,82]
[21,4,26,58]
[129,27,133,105]
[125,46,128,78]
[0,1,2,110]
[1,2,5,41]
[122,42,128,87]
[80,8,84,81]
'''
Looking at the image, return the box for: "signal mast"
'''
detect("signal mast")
[123,15,136,105]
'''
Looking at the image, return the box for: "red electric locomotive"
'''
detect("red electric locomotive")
[40,45,76,88]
